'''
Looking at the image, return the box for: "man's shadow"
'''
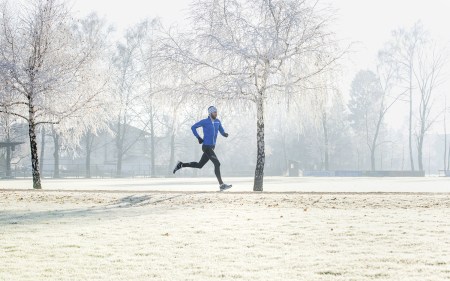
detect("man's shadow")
[1,193,192,226]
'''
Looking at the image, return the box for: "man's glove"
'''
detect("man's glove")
[197,137,204,144]
[224,133,229,138]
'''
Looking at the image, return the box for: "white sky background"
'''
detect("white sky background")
[72,0,450,132]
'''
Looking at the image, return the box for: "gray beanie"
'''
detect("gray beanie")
[208,106,217,115]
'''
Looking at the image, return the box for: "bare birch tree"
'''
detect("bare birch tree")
[165,0,345,191]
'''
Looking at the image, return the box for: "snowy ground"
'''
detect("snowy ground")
[1,176,450,192]
[1,177,450,280]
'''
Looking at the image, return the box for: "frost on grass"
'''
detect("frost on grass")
[1,191,450,281]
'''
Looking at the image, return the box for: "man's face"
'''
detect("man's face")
[211,111,218,119]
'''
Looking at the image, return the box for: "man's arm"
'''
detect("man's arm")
[219,122,228,137]
[191,120,204,140]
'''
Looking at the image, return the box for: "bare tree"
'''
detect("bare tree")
[348,64,401,171]
[316,90,343,171]
[413,43,446,171]
[74,13,113,178]
[110,21,149,177]
[370,51,405,170]
[136,19,165,177]
[156,83,192,176]
[165,0,345,191]
[349,70,382,170]
[50,125,60,178]
[0,1,110,188]
[309,72,344,171]
[384,22,426,171]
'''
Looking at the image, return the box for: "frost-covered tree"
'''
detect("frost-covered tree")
[110,21,149,177]
[136,19,165,177]
[0,1,112,188]
[166,0,344,191]
[156,67,194,176]
[73,13,113,178]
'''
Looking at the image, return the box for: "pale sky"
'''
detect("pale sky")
[72,0,450,131]
[71,0,450,67]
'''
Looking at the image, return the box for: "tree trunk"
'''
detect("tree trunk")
[116,149,123,177]
[116,119,124,177]
[370,135,379,171]
[417,103,427,171]
[149,107,156,177]
[85,132,92,178]
[29,118,42,189]
[168,131,175,176]
[39,127,45,176]
[253,95,265,191]
[5,138,11,178]
[370,111,384,171]
[52,131,60,178]
[322,112,329,170]
[417,134,424,171]
[370,148,376,171]
[408,68,415,171]
[417,138,423,171]
[86,146,91,178]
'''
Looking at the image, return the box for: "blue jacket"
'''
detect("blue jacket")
[191,117,226,146]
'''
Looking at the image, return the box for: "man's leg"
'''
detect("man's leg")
[173,150,210,174]
[181,152,209,169]
[202,147,223,185]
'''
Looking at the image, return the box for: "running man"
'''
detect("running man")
[173,106,232,191]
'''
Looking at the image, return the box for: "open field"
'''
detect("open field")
[1,178,450,280]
